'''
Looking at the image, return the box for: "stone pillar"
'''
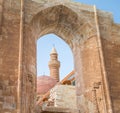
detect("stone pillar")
[0,0,21,112]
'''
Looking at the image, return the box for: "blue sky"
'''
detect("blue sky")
[37,34,74,80]
[37,0,120,80]
[74,0,120,23]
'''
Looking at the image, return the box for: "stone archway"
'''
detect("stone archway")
[1,0,117,113]
[22,2,107,113]
[22,5,84,112]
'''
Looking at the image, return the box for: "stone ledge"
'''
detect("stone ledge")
[42,106,79,113]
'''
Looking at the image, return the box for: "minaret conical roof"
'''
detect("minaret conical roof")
[51,47,57,54]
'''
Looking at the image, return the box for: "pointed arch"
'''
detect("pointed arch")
[37,33,74,80]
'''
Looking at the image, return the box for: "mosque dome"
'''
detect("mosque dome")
[37,75,57,95]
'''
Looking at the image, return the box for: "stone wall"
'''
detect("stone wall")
[97,10,120,112]
[49,85,77,109]
[0,0,120,113]
[0,0,21,112]
[102,24,120,113]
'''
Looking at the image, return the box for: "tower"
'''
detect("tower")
[48,47,60,82]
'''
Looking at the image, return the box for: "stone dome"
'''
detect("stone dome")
[37,75,57,95]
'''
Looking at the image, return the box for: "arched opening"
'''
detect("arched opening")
[36,33,76,110]
[23,4,83,113]
[37,33,74,80]
[29,5,83,112]
[22,3,100,113]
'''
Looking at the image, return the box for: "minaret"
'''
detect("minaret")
[48,47,60,82]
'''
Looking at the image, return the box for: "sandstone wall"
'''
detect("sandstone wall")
[102,24,120,113]
[74,35,106,113]
[97,9,120,113]
[0,0,119,113]
[49,85,77,109]
[0,0,21,112]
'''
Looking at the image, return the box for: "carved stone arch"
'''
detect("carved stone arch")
[25,0,89,24]
[29,4,87,47]
[70,22,97,48]
[21,1,113,113]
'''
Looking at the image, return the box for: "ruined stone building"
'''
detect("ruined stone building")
[0,0,120,113]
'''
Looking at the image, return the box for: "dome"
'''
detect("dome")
[37,75,57,95]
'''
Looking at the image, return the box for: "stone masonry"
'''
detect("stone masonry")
[49,85,77,109]
[0,0,120,113]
